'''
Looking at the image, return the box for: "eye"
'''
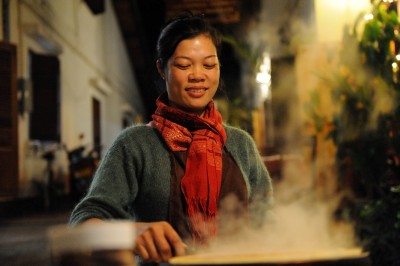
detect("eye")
[175,64,190,70]
[204,64,217,69]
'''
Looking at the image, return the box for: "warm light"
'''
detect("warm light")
[256,53,271,84]
[392,62,399,72]
[260,83,270,99]
[256,72,271,84]
[393,62,399,83]
[255,53,271,100]
[396,54,400,61]
[364,13,374,21]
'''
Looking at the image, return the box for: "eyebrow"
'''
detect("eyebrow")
[173,55,218,60]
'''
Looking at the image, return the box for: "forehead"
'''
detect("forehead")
[173,34,217,55]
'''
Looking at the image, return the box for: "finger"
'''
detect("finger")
[150,223,174,261]
[133,244,150,262]
[173,241,187,257]
[135,231,160,261]
[164,225,187,256]
[154,239,173,261]
[142,231,162,262]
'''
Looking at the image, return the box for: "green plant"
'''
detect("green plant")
[303,89,326,133]
[305,1,400,265]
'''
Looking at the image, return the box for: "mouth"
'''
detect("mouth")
[185,87,208,93]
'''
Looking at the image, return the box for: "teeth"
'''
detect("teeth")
[187,88,205,93]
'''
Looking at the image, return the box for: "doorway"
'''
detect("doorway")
[0,42,18,197]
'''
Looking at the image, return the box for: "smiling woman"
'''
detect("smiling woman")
[69,14,273,266]
[157,34,220,115]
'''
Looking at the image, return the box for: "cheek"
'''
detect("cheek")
[168,70,186,86]
[211,70,220,86]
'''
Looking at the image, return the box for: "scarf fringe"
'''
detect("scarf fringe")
[186,198,218,242]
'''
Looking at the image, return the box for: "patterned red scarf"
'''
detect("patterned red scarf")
[150,93,227,243]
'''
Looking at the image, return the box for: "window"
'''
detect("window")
[29,51,60,142]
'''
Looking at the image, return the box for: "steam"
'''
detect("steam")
[196,185,356,256]
[193,0,382,257]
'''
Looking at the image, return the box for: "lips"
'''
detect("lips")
[185,87,208,98]
[185,87,207,93]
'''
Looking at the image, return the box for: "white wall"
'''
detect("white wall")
[314,0,370,43]
[4,0,144,197]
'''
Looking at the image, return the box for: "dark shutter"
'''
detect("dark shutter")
[0,41,18,197]
[29,51,60,142]
[92,98,101,155]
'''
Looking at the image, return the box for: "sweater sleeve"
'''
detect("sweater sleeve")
[224,125,273,226]
[244,130,274,226]
[69,128,139,225]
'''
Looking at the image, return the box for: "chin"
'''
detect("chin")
[182,101,208,113]
[183,105,206,115]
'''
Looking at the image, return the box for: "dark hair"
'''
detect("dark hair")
[156,13,222,71]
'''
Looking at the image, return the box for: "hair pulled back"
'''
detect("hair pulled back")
[155,14,222,71]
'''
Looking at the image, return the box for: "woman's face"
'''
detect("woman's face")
[161,34,220,115]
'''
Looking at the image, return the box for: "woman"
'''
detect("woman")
[69,14,273,264]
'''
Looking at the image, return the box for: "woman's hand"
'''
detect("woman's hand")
[134,221,187,263]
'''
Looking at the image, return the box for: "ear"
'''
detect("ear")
[156,60,165,79]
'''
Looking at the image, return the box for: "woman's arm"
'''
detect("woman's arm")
[82,218,187,262]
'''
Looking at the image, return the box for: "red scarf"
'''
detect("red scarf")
[150,94,227,243]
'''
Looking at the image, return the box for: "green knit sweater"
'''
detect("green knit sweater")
[69,124,273,225]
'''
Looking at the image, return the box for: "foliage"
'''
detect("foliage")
[219,35,263,131]
[303,89,326,133]
[221,35,262,69]
[306,1,400,265]
[359,1,400,89]
[356,186,400,265]
[216,97,252,132]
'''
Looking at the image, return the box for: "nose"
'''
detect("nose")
[188,67,205,82]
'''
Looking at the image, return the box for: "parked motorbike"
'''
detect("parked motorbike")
[65,145,100,203]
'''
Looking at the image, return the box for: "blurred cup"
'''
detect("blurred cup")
[47,221,136,266]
